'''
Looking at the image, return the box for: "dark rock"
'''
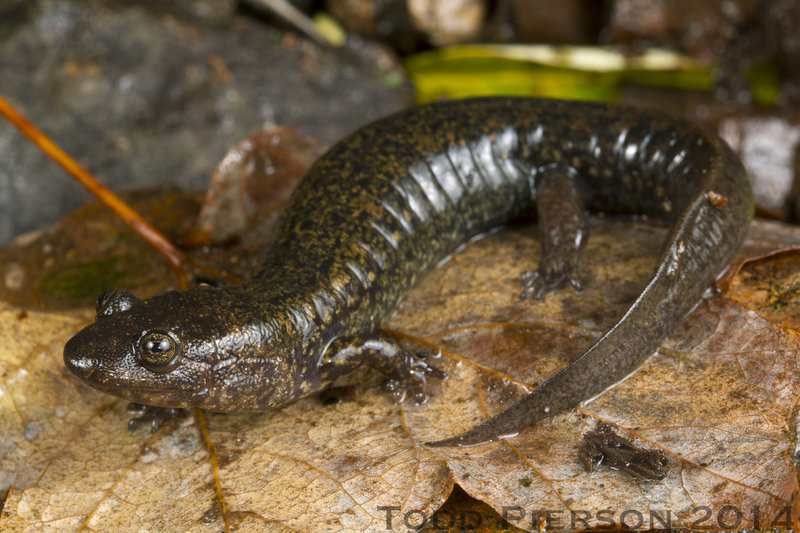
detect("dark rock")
[608,0,800,106]
[483,0,604,44]
[0,0,411,247]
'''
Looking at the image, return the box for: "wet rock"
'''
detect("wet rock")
[719,114,800,218]
[607,0,739,57]
[608,0,800,106]
[136,0,238,25]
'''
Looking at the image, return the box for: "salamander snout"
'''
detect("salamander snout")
[63,288,145,381]
[63,322,113,381]
[63,333,98,378]
[62,293,145,387]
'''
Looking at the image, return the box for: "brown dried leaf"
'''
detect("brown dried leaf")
[2,205,799,531]
[0,190,204,310]
[184,127,328,248]
[727,220,800,332]
[0,298,451,531]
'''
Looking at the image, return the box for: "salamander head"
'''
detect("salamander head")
[64,286,291,411]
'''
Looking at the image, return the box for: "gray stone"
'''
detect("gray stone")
[0,0,410,246]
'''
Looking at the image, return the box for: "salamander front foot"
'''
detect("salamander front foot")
[126,403,188,432]
[318,332,447,405]
[385,351,447,404]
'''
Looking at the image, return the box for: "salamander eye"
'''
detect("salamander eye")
[137,331,181,373]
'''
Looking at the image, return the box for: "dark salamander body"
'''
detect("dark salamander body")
[64,98,753,446]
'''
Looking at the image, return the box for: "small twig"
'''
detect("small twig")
[0,94,191,290]
[195,408,230,533]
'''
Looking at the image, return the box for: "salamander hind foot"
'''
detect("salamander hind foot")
[520,263,583,300]
[524,165,588,300]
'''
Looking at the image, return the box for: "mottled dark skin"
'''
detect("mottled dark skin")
[64,97,753,446]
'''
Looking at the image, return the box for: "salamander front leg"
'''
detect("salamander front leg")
[126,403,187,432]
[521,166,588,300]
[318,332,446,404]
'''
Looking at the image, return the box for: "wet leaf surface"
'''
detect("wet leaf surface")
[730,248,800,331]
[1,192,799,531]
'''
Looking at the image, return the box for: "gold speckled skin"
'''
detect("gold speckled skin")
[64,98,752,444]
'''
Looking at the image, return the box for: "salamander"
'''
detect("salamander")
[63,97,753,446]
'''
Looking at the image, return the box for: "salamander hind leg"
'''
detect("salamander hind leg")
[522,165,588,300]
[318,332,446,404]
